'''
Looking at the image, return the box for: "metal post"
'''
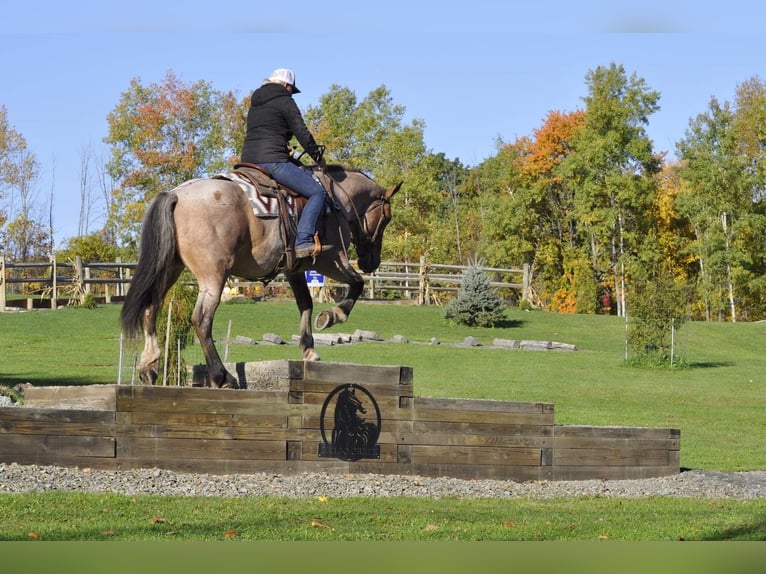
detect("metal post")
[0,256,6,312]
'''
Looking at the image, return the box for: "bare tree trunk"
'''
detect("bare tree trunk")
[721,212,737,322]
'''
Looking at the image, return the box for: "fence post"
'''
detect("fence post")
[0,255,6,312]
[417,256,427,306]
[74,256,86,305]
[522,262,530,302]
[117,256,124,297]
[50,256,57,309]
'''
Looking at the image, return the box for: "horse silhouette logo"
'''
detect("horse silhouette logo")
[318,384,381,461]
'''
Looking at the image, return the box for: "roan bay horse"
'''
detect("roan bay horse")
[120,166,401,388]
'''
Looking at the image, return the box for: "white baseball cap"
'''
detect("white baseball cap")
[267,68,301,93]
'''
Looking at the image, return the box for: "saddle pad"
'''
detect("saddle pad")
[212,172,296,219]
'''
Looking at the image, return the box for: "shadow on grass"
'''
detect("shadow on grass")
[686,361,736,369]
[700,517,766,541]
[494,319,525,329]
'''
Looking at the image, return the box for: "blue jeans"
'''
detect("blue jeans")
[258,161,327,248]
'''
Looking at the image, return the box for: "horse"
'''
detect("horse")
[120,165,401,388]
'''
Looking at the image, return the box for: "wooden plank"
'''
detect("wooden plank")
[553,437,680,450]
[115,387,290,415]
[552,465,680,481]
[289,379,413,397]
[0,420,115,437]
[405,445,542,466]
[554,425,680,439]
[0,453,120,469]
[0,407,115,436]
[299,392,402,412]
[117,437,286,461]
[412,406,553,426]
[128,410,288,429]
[0,407,115,425]
[406,463,543,482]
[22,385,118,410]
[407,420,554,437]
[554,448,672,467]
[415,397,553,414]
[397,433,550,449]
[109,458,354,476]
[301,440,397,463]
[303,361,412,387]
[0,434,115,457]
[117,423,320,442]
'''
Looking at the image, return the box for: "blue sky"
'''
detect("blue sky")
[2,1,765,247]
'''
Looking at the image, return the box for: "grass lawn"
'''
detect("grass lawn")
[1,300,764,543]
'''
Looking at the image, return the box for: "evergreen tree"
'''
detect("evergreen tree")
[444,261,506,327]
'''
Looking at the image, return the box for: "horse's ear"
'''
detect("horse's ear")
[385,181,403,200]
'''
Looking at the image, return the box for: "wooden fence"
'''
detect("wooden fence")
[0,360,680,481]
[0,256,135,310]
[0,256,528,310]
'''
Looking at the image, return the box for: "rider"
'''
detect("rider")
[240,68,330,259]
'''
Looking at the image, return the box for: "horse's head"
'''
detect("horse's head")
[352,179,402,274]
[321,167,401,274]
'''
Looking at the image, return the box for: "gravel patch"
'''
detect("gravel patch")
[0,463,763,499]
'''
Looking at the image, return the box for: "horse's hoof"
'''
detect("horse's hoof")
[139,368,158,386]
[303,349,321,361]
[315,310,333,331]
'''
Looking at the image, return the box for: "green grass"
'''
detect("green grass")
[1,491,765,541]
[1,300,765,542]
[2,300,763,471]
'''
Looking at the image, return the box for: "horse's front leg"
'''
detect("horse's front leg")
[192,282,238,388]
[314,261,365,331]
[286,271,320,361]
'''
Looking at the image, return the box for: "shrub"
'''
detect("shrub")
[444,261,506,327]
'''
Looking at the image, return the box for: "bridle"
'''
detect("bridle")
[322,171,392,246]
[361,193,392,244]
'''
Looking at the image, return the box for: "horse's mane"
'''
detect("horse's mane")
[314,164,375,183]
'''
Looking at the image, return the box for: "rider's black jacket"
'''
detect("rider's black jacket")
[240,82,322,164]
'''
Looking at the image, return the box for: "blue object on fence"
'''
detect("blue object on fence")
[305,270,324,286]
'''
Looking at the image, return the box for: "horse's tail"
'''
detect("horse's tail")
[120,192,180,338]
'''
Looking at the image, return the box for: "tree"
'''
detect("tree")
[559,63,661,316]
[77,143,113,239]
[443,260,506,327]
[304,84,440,263]
[0,105,49,259]
[676,97,752,321]
[104,71,246,249]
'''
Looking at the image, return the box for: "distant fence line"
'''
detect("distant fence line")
[0,255,528,311]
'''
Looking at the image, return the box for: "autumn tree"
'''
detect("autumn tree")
[104,71,246,250]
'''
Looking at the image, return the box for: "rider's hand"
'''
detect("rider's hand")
[317,156,327,171]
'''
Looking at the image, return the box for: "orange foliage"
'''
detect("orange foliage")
[518,109,585,181]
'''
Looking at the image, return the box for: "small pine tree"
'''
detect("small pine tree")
[444,261,507,327]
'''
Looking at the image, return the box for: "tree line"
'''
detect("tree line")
[2,63,765,322]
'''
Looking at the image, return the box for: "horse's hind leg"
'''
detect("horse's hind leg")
[139,301,162,385]
[138,266,184,385]
[192,276,239,388]
[285,271,320,361]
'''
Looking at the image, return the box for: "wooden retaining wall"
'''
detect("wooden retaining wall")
[0,360,680,481]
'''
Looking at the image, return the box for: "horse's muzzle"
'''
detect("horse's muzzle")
[357,252,380,274]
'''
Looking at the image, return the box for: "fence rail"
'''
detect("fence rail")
[0,255,528,311]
